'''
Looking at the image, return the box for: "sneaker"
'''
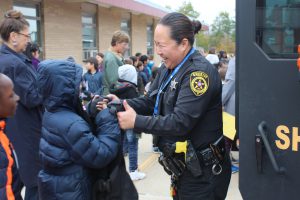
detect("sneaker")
[129,170,146,181]
[231,165,239,174]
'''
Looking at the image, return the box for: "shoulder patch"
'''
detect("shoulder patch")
[190,71,209,96]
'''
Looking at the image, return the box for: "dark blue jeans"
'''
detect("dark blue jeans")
[125,129,139,172]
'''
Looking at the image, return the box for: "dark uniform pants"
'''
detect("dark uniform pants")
[174,152,231,200]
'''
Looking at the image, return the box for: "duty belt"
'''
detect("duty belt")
[196,136,226,175]
[159,136,225,178]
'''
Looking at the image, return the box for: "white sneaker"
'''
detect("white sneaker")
[129,170,146,181]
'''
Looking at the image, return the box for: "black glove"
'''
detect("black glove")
[107,100,125,115]
[88,96,112,118]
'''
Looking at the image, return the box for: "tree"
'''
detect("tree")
[209,11,236,52]
[196,32,209,50]
[176,1,200,19]
[211,11,235,42]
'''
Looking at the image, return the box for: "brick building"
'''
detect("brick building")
[0,0,171,64]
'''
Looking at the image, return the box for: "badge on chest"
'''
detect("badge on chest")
[170,78,178,91]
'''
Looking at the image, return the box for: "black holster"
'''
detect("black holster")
[158,154,185,178]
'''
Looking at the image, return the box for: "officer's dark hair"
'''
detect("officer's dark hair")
[159,12,201,46]
[0,10,29,42]
[140,55,148,64]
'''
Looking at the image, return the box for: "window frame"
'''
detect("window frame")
[13,1,44,58]
[81,3,98,61]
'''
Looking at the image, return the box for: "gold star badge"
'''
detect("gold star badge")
[190,71,209,96]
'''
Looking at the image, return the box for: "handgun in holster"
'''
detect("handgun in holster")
[159,144,185,178]
[158,155,185,178]
[175,140,203,177]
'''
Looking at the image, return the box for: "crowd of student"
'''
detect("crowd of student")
[0,9,238,200]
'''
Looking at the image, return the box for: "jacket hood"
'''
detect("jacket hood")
[37,59,83,111]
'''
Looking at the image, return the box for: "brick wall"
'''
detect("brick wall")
[98,6,122,53]
[0,0,13,44]
[153,19,161,66]
[1,0,163,67]
[0,1,13,22]
[43,0,82,63]
[131,14,147,56]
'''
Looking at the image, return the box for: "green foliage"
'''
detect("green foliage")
[211,11,235,42]
[197,11,236,53]
[176,1,200,19]
[174,2,236,53]
[196,33,209,50]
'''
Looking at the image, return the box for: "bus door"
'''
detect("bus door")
[237,0,300,199]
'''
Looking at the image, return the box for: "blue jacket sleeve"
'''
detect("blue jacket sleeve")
[64,109,120,169]
[14,62,43,108]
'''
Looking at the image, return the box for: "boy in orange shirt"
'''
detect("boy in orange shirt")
[0,73,22,200]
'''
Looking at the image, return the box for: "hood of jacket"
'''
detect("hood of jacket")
[37,59,83,111]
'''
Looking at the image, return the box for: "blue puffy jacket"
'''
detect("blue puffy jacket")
[37,60,120,200]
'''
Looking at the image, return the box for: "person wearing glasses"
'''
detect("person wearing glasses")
[0,10,43,200]
[105,12,231,200]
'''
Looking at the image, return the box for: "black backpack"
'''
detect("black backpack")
[92,148,138,200]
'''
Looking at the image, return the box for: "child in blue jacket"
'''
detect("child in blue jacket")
[37,59,121,200]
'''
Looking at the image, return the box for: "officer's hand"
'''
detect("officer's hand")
[117,100,136,129]
[106,94,119,101]
[95,95,110,111]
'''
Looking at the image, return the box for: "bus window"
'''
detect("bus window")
[256,0,300,59]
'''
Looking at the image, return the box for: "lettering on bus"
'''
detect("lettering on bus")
[275,125,300,151]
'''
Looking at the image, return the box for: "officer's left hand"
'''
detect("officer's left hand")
[117,100,136,129]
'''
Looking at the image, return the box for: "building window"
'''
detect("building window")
[13,1,43,58]
[256,0,300,59]
[121,13,131,58]
[82,3,97,60]
[147,22,154,55]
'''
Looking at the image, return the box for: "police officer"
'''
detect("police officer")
[109,12,231,200]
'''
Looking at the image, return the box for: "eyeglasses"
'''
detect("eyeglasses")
[18,32,32,38]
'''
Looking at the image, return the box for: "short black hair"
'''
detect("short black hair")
[140,55,148,64]
[135,52,142,57]
[85,57,98,71]
[24,42,39,59]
